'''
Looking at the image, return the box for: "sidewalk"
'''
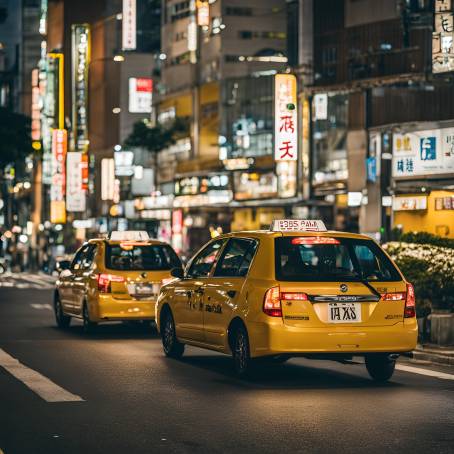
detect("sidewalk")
[411,344,454,367]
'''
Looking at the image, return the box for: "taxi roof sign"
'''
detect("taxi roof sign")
[108,231,150,241]
[270,219,327,232]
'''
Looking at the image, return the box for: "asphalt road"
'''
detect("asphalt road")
[1,276,454,454]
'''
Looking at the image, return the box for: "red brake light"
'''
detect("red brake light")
[263,287,282,317]
[281,292,308,301]
[291,237,340,245]
[404,283,416,318]
[97,273,125,293]
[381,292,406,301]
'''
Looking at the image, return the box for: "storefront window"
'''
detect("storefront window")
[312,93,349,185]
[234,171,278,200]
[221,76,274,159]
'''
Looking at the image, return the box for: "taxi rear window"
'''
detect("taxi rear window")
[105,244,181,271]
[275,237,401,282]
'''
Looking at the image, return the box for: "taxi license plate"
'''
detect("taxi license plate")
[328,302,361,323]
[127,284,155,296]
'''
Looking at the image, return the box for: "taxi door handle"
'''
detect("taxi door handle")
[227,290,236,298]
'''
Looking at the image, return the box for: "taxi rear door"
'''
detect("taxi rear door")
[173,239,226,342]
[203,238,258,347]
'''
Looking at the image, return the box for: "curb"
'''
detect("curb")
[412,349,454,367]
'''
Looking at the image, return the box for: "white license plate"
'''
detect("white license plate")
[127,284,154,295]
[328,302,361,323]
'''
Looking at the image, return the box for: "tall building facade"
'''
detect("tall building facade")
[154,0,291,254]
[294,0,454,240]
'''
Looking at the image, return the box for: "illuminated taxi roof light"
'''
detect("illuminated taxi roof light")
[109,231,150,241]
[270,219,327,233]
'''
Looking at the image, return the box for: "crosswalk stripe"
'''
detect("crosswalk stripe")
[396,364,454,381]
[0,348,84,402]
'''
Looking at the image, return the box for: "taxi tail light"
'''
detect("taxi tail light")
[263,286,282,317]
[291,237,340,245]
[404,283,416,318]
[97,273,125,293]
[281,292,308,301]
[381,292,406,301]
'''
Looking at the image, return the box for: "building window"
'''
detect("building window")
[238,31,287,40]
[169,1,190,22]
[169,52,191,66]
[225,7,253,16]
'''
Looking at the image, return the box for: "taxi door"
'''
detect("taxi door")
[203,238,258,347]
[72,245,97,316]
[58,246,87,314]
[172,239,226,342]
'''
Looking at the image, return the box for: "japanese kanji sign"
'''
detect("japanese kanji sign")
[50,129,67,223]
[274,74,298,161]
[122,0,136,50]
[392,128,454,177]
[433,0,454,73]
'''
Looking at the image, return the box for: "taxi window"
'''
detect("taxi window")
[214,239,258,277]
[275,237,401,282]
[71,245,90,271]
[187,240,225,278]
[105,244,181,271]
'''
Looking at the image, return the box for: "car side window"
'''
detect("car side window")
[81,245,97,270]
[187,240,225,278]
[71,245,89,271]
[214,239,258,278]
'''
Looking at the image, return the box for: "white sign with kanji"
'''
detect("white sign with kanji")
[392,128,454,177]
[122,0,136,50]
[274,74,298,161]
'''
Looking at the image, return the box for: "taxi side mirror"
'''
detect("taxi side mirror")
[170,267,184,279]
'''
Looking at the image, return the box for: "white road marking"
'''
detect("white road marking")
[30,304,52,310]
[396,364,454,381]
[0,348,84,402]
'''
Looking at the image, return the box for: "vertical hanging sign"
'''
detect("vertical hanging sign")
[72,24,90,153]
[432,0,454,73]
[50,129,67,223]
[274,74,298,161]
[122,0,137,50]
[66,152,86,212]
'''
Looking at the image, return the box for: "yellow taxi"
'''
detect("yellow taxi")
[156,220,418,381]
[54,231,181,332]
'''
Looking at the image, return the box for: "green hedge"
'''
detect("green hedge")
[384,242,454,315]
[392,230,454,249]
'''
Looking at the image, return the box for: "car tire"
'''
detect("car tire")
[54,294,71,329]
[161,310,185,358]
[365,354,396,382]
[232,324,252,377]
[82,302,97,334]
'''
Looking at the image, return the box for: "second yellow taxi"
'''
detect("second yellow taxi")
[156,219,418,381]
[54,231,181,332]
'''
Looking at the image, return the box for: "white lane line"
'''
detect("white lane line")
[396,364,454,381]
[0,348,84,402]
[30,304,53,310]
[15,274,52,289]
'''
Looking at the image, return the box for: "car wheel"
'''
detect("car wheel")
[82,302,97,334]
[161,311,185,358]
[232,324,252,377]
[365,354,396,382]
[54,294,71,329]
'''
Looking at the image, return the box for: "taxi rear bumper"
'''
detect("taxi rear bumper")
[248,321,418,357]
[93,294,156,321]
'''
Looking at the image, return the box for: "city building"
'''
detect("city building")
[154,0,291,254]
[294,0,454,240]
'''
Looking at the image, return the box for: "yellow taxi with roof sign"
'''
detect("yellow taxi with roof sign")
[156,220,417,380]
[54,231,181,332]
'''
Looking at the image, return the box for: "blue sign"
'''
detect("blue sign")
[420,137,436,161]
[366,157,377,182]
